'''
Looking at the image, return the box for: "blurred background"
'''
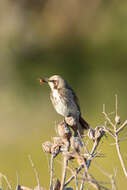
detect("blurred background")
[0,0,127,189]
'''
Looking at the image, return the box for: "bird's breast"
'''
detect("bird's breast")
[51,89,78,117]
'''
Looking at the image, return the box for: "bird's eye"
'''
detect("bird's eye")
[53,80,57,85]
[53,80,58,88]
[49,80,56,83]
[49,80,58,88]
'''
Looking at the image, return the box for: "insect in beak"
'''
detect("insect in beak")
[40,78,49,85]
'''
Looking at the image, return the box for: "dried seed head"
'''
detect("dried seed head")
[94,126,105,140]
[42,141,53,154]
[87,128,95,139]
[51,144,60,156]
[115,115,120,125]
[88,127,105,141]
[57,121,72,140]
[70,136,83,153]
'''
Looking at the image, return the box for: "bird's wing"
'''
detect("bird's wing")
[59,87,81,112]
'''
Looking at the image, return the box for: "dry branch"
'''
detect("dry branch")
[102,95,127,178]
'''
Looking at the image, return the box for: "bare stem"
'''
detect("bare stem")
[75,170,79,190]
[95,163,117,190]
[115,94,118,118]
[77,130,89,155]
[28,155,41,190]
[60,157,68,190]
[103,104,114,127]
[103,127,115,139]
[79,140,100,190]
[64,166,83,187]
[80,179,84,190]
[102,96,127,178]
[0,173,12,190]
[65,133,103,188]
[50,154,54,190]
[87,140,98,169]
[115,136,127,178]
[60,140,70,190]
[116,120,127,134]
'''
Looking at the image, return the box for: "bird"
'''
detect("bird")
[40,75,90,136]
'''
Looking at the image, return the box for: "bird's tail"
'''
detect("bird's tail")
[79,116,90,131]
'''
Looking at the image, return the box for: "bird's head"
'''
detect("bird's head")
[40,75,66,90]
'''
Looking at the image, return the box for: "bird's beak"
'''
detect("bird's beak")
[40,78,48,85]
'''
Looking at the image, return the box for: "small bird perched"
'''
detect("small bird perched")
[40,75,90,136]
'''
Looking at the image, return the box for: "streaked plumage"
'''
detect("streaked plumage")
[40,75,89,135]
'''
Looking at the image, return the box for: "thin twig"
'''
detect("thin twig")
[114,95,127,178]
[55,157,74,174]
[87,140,98,169]
[65,130,104,188]
[16,170,19,190]
[60,141,70,190]
[78,176,110,190]
[64,166,83,187]
[80,179,84,190]
[60,157,68,190]
[102,96,127,178]
[115,135,127,178]
[115,95,118,118]
[75,169,79,190]
[46,152,50,171]
[102,104,114,128]
[28,155,41,190]
[0,173,12,190]
[116,120,127,134]
[77,130,89,155]
[103,127,115,139]
[79,141,99,190]
[94,163,117,190]
[80,160,88,190]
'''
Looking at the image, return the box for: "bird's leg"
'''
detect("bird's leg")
[65,115,77,126]
[74,130,78,137]
[65,115,79,137]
